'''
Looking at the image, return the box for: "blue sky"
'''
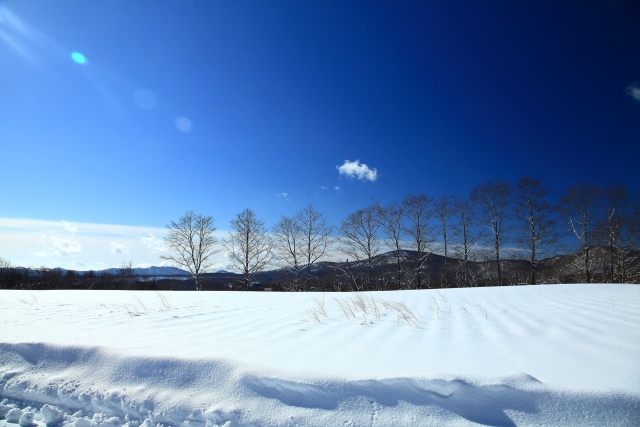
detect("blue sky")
[1,1,639,270]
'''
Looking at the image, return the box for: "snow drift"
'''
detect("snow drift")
[1,284,638,426]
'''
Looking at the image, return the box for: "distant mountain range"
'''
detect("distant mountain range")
[14,247,638,286]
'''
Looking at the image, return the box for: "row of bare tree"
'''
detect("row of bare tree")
[160,178,639,291]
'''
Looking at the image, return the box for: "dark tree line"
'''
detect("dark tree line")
[0,261,176,291]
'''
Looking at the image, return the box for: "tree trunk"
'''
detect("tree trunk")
[585,246,591,283]
[495,234,502,286]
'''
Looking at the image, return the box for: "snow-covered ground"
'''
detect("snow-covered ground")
[1,284,638,426]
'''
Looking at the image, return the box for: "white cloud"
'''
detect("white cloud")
[50,235,82,255]
[62,221,78,234]
[336,160,378,182]
[334,186,341,191]
[110,243,130,254]
[159,259,173,267]
[626,82,640,103]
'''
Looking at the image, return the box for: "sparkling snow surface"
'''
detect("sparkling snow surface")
[1,284,639,426]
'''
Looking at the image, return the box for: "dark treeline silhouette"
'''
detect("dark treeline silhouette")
[2,178,639,291]
[0,265,193,291]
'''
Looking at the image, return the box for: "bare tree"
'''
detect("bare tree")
[433,195,455,287]
[618,200,640,283]
[64,269,78,288]
[272,205,332,291]
[602,186,624,282]
[222,208,273,289]
[80,270,96,289]
[338,204,381,290]
[272,215,303,291]
[599,185,640,283]
[451,197,482,287]
[0,257,11,269]
[98,270,115,290]
[402,193,435,289]
[296,204,334,291]
[471,181,513,286]
[0,257,13,289]
[374,200,406,288]
[557,184,602,283]
[117,261,137,290]
[515,177,558,284]
[161,211,220,291]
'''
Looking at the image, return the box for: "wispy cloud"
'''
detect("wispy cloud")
[626,82,640,103]
[336,160,378,182]
[69,260,86,269]
[110,243,130,254]
[142,233,165,254]
[276,192,290,201]
[62,220,78,234]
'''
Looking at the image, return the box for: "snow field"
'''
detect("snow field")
[1,284,639,426]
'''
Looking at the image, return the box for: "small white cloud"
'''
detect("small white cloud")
[336,159,378,182]
[62,220,78,234]
[110,243,129,254]
[320,186,328,191]
[626,82,640,103]
[50,236,82,255]
[334,186,341,191]
[69,260,86,268]
[276,192,290,201]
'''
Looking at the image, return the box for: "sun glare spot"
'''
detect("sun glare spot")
[175,116,193,133]
[70,51,87,65]
[134,89,157,110]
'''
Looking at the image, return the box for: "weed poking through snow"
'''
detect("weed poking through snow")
[307,293,420,327]
[307,295,329,323]
[122,293,174,318]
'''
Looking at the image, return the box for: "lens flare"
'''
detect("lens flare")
[71,51,86,64]
[175,116,193,133]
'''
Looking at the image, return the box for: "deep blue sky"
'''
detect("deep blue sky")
[1,1,639,269]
